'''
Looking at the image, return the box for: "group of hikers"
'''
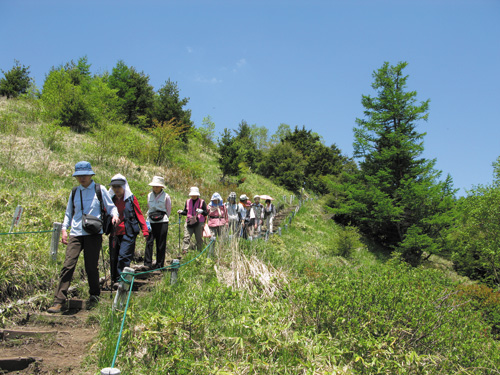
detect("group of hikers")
[47,161,277,313]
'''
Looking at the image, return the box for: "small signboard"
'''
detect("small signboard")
[10,205,23,233]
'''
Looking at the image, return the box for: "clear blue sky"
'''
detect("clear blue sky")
[1,0,499,195]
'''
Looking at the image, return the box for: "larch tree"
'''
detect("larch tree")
[337,61,456,265]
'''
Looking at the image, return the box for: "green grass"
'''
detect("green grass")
[92,199,500,374]
[1,97,500,374]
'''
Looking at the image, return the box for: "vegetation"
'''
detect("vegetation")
[1,57,500,373]
[332,61,456,266]
[91,201,500,374]
[0,60,32,99]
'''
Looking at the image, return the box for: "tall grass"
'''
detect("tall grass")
[91,199,500,374]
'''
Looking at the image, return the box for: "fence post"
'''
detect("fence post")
[113,267,135,311]
[170,259,180,285]
[207,237,216,258]
[50,222,62,261]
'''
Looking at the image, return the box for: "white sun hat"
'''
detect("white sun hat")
[148,176,166,188]
[189,186,200,196]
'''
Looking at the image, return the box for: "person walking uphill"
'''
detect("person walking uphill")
[48,161,119,313]
[144,176,171,270]
[177,187,208,254]
[108,174,149,286]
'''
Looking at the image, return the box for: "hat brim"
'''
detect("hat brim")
[73,171,95,177]
[149,183,165,187]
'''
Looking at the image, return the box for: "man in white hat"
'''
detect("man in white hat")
[177,187,208,253]
[145,176,171,269]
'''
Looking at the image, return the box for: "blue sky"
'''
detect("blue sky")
[1,0,499,195]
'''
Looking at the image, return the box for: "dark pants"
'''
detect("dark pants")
[54,234,102,304]
[110,233,137,283]
[144,222,168,268]
[182,222,204,252]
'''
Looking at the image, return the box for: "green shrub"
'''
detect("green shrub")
[335,225,360,258]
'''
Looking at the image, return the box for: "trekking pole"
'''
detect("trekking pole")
[101,238,108,292]
[108,226,116,298]
[178,213,181,252]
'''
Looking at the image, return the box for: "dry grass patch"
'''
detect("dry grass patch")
[214,238,288,298]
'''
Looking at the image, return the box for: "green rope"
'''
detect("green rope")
[0,229,55,236]
[111,276,135,369]
[110,237,215,369]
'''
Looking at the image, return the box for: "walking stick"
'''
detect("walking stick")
[101,234,108,292]
[178,213,181,252]
[108,226,117,297]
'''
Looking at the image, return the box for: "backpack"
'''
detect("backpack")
[72,184,113,235]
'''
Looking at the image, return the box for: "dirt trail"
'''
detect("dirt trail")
[0,206,301,374]
[0,268,164,374]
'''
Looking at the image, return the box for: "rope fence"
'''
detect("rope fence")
[0,196,314,374]
[103,197,315,374]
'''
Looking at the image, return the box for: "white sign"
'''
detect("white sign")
[10,205,23,232]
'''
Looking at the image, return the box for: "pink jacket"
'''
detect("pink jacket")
[207,204,228,227]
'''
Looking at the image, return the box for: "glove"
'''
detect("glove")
[196,208,203,214]
[146,220,151,231]
[177,209,183,214]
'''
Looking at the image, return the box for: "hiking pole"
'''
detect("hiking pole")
[178,213,181,252]
[108,226,116,298]
[101,237,108,292]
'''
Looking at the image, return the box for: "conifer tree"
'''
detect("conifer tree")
[337,62,456,265]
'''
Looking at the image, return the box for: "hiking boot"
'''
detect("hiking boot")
[47,303,64,314]
[86,295,100,310]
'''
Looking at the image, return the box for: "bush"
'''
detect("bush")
[335,225,360,258]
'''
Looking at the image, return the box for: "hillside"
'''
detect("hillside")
[0,98,499,374]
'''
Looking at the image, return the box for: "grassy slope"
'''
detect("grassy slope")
[1,98,499,374]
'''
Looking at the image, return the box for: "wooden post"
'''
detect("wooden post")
[50,222,62,261]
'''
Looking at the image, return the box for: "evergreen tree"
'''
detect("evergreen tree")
[218,128,240,177]
[108,60,155,127]
[0,60,32,98]
[258,141,306,193]
[336,61,456,265]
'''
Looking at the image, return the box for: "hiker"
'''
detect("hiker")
[48,161,119,313]
[251,195,264,235]
[108,174,149,286]
[263,199,276,233]
[144,176,172,270]
[240,199,253,239]
[207,192,228,238]
[177,187,208,253]
[225,192,240,234]
[238,194,249,237]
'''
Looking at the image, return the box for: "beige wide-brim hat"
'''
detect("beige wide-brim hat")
[148,176,166,188]
[189,186,200,196]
